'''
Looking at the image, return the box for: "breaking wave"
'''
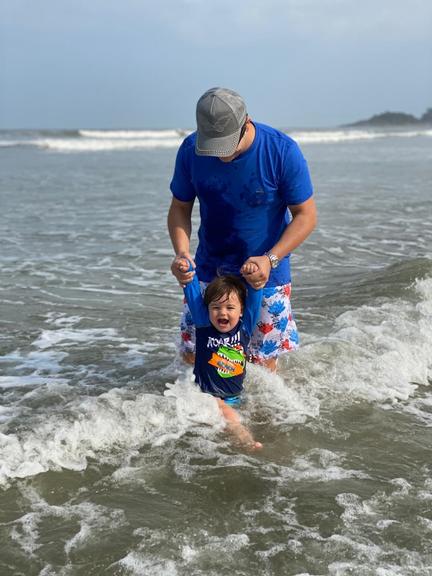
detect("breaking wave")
[0,127,431,153]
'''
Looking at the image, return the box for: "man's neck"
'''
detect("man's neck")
[219,121,256,163]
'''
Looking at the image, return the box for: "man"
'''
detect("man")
[168,87,317,371]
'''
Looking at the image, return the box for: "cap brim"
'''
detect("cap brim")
[195,127,242,157]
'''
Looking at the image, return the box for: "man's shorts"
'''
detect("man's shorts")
[179,282,299,363]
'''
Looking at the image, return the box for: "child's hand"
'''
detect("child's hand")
[178,257,192,272]
[241,261,259,276]
[171,254,196,286]
[240,257,269,289]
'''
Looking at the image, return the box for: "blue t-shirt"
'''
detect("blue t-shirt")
[170,122,313,286]
[184,275,262,398]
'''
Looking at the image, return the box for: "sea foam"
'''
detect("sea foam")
[291,128,432,144]
[281,277,432,408]
[0,372,223,485]
[1,278,430,485]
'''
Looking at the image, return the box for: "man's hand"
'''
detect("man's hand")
[171,253,196,287]
[240,255,271,288]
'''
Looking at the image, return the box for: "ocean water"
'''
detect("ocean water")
[0,126,431,576]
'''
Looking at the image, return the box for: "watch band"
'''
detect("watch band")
[265,252,280,269]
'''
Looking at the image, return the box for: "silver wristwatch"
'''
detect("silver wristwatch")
[265,252,280,269]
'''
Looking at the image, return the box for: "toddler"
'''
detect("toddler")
[182,260,263,450]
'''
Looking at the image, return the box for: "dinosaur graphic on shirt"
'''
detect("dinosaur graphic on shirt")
[208,344,245,378]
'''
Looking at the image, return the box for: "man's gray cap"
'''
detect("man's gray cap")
[195,87,247,157]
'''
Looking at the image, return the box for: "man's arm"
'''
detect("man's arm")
[167,197,196,286]
[241,196,317,286]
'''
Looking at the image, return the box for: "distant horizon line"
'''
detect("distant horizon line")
[1,123,430,132]
[0,123,342,131]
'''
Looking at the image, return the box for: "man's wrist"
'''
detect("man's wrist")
[265,252,280,269]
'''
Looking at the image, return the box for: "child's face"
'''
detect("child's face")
[208,291,243,333]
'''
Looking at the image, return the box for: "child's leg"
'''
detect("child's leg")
[216,399,262,451]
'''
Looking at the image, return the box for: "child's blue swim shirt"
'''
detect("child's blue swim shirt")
[184,275,262,399]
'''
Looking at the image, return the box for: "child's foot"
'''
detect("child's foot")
[229,422,263,452]
[244,439,263,452]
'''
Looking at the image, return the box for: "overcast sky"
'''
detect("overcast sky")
[1,0,431,129]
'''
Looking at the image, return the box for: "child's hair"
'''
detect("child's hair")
[204,275,247,308]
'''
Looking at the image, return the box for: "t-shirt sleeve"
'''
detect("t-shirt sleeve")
[183,274,209,328]
[170,139,196,202]
[242,287,263,336]
[280,141,314,205]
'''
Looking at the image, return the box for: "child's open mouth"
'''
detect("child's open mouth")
[218,319,229,326]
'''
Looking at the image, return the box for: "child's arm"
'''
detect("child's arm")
[182,260,209,328]
[242,284,263,336]
[239,261,263,335]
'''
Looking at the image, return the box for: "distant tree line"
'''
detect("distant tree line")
[347,107,432,127]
